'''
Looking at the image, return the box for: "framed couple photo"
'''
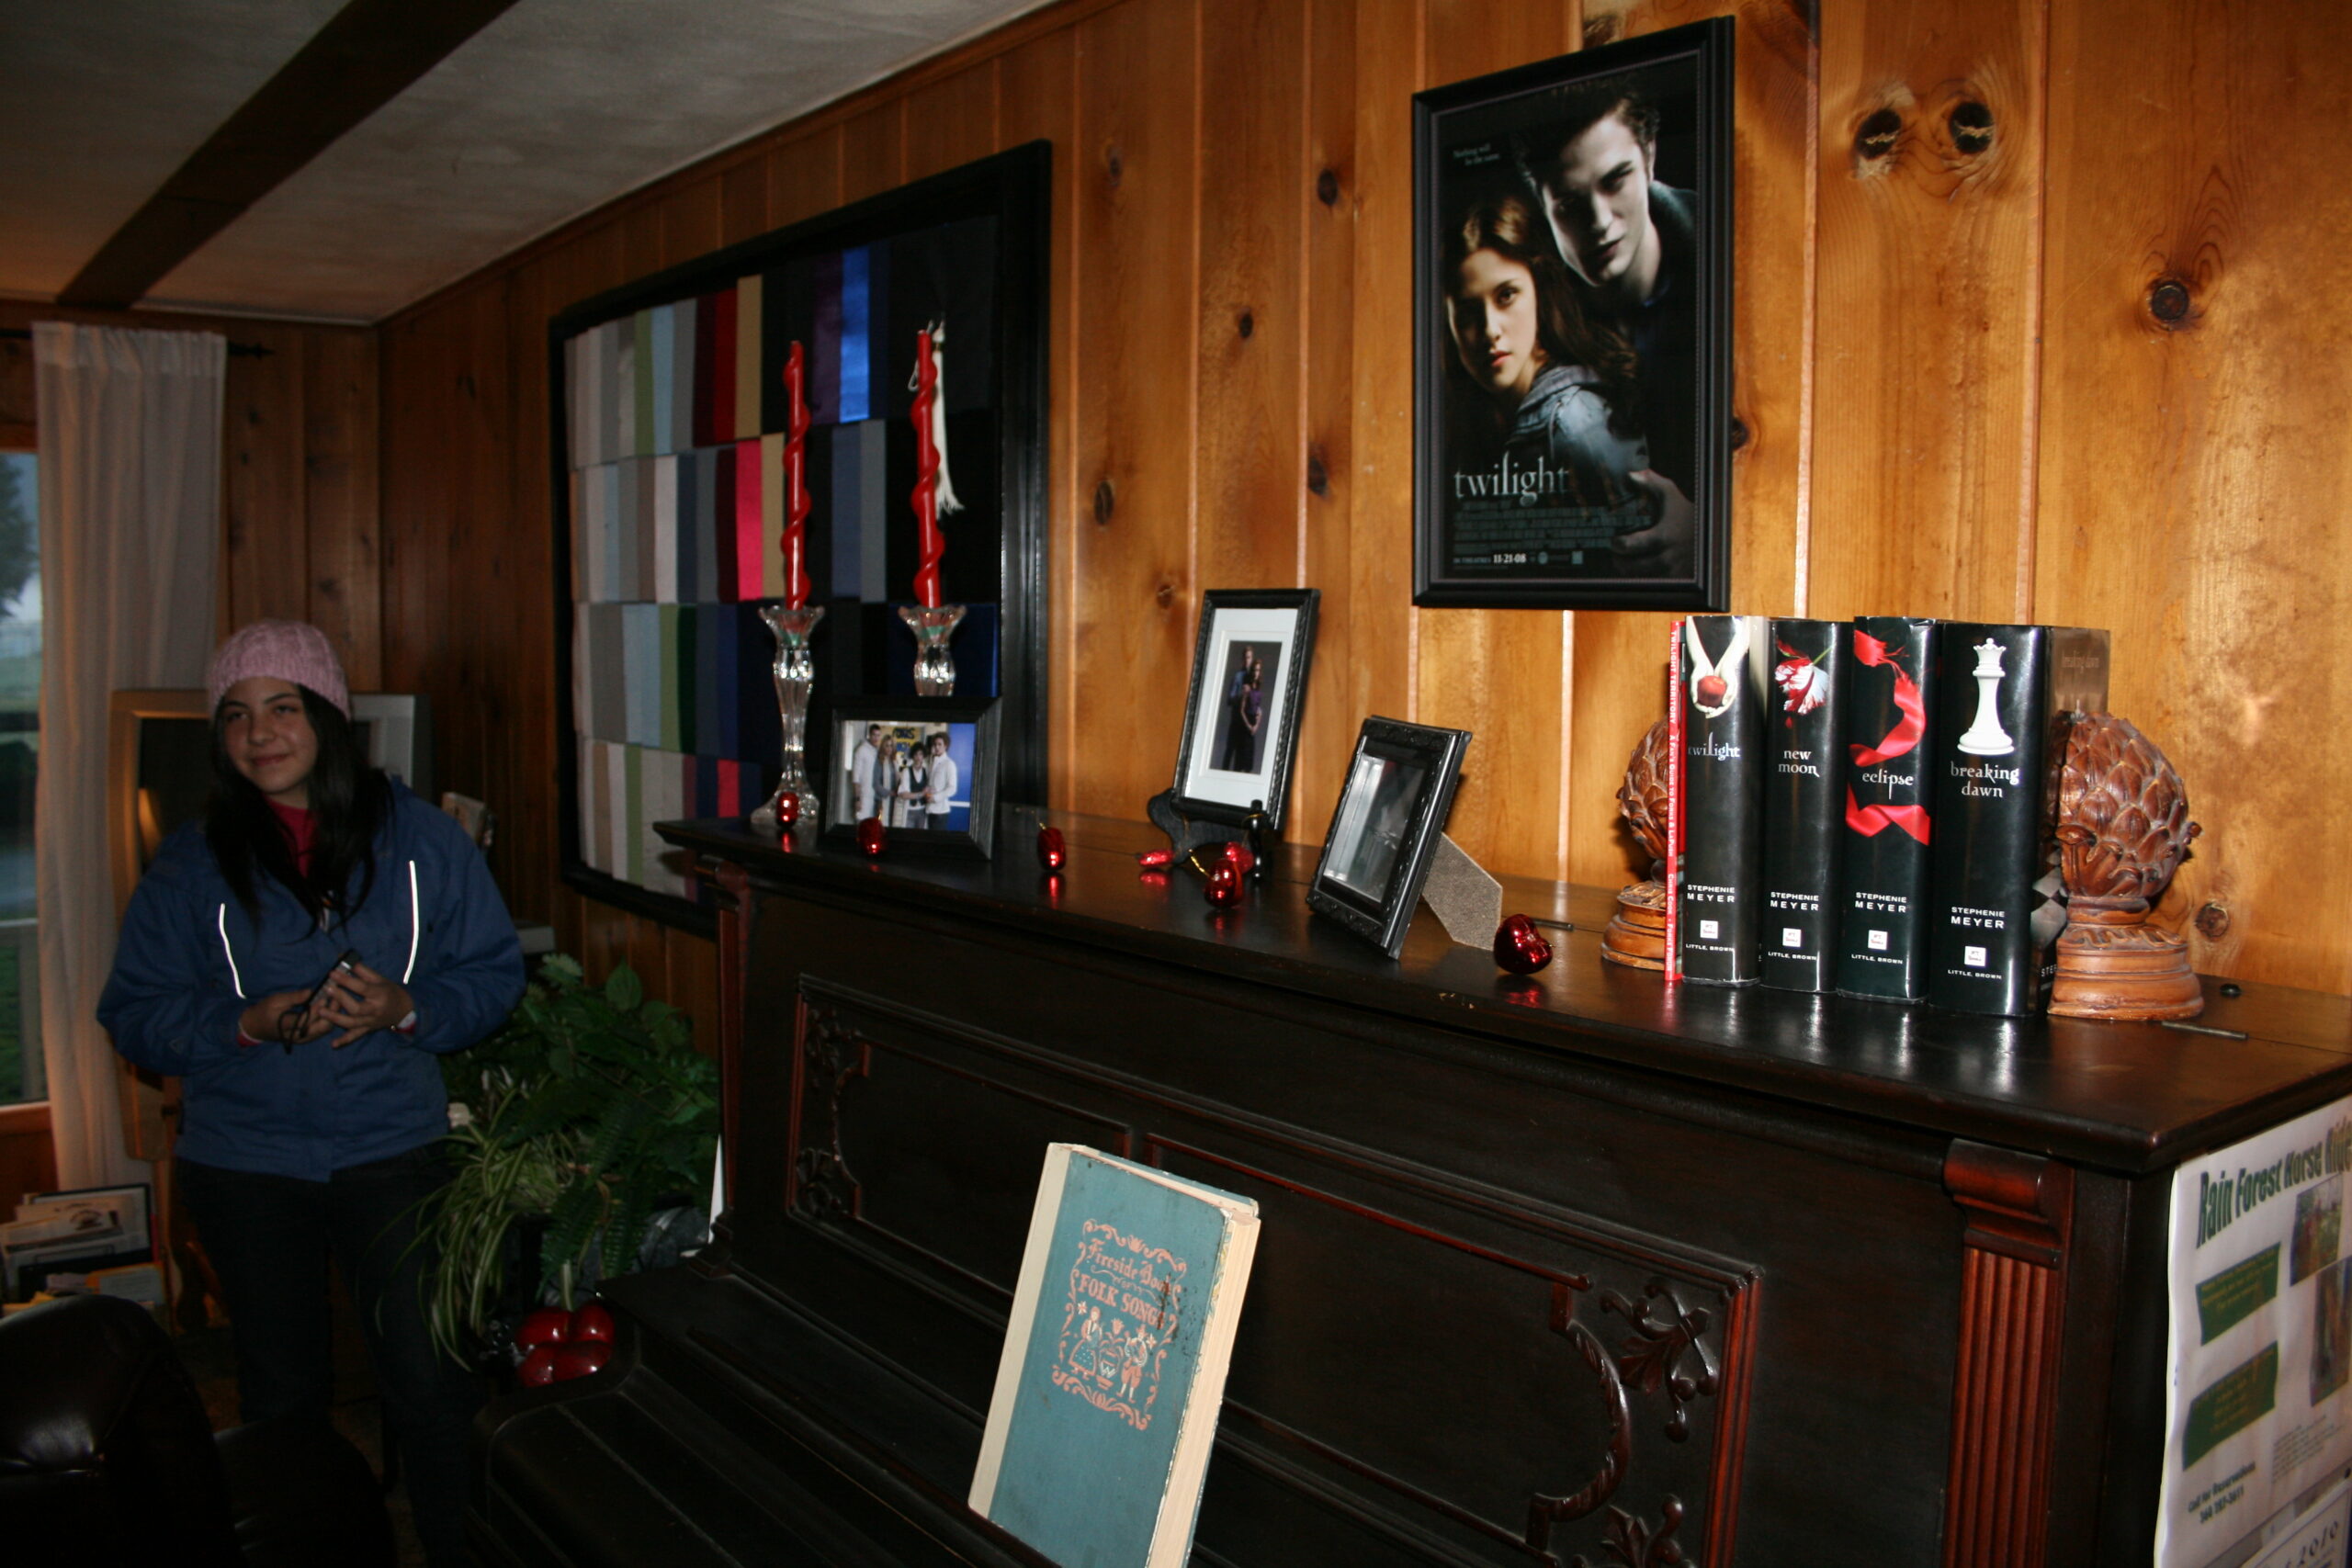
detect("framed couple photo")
[1412,17,1734,611]
[823,698,1001,858]
[1170,589,1319,831]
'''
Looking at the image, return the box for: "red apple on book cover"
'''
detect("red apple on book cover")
[1696,673,1728,708]
[1493,914,1554,975]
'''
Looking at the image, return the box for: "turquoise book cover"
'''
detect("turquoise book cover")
[970,1145,1261,1568]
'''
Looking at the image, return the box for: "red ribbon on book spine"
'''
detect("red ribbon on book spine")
[1845,789,1931,843]
[1849,627,1926,766]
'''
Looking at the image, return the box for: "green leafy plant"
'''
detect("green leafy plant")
[417,953,718,1362]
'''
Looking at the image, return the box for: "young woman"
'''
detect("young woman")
[97,620,525,1568]
[1441,191,1655,550]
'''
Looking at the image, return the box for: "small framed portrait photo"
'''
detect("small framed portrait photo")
[1170,589,1320,829]
[1306,717,1472,958]
[824,699,1001,858]
[1412,17,1734,611]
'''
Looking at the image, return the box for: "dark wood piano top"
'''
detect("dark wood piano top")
[659,809,2352,1179]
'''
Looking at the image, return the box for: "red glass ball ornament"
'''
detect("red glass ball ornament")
[1204,862,1244,908]
[1037,825,1068,872]
[516,1346,561,1386]
[1222,840,1256,877]
[570,1302,616,1344]
[1493,913,1554,976]
[775,791,800,827]
[515,1306,572,1348]
[555,1341,614,1381]
[1136,847,1174,871]
[857,817,888,857]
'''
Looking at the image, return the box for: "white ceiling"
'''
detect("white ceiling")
[0,0,1048,323]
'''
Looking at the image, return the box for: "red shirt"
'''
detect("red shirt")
[268,799,317,880]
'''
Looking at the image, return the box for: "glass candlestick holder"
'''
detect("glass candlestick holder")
[897,604,966,696]
[750,604,824,837]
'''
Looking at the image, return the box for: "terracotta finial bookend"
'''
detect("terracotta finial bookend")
[1602,719,1672,971]
[2049,713,2205,1021]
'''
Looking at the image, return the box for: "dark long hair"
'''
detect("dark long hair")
[207,684,391,928]
[1440,191,1639,446]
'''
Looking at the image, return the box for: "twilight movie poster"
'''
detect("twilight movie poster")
[1414,19,1730,610]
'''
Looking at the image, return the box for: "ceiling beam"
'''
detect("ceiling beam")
[57,0,522,310]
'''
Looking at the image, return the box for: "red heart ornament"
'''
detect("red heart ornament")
[569,1303,616,1344]
[1037,825,1068,871]
[1136,847,1174,871]
[515,1306,572,1348]
[1204,862,1244,908]
[1222,840,1256,877]
[857,817,888,857]
[517,1346,561,1386]
[554,1341,613,1381]
[775,791,799,827]
[1494,914,1554,976]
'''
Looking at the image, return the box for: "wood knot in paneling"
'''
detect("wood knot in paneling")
[1728,417,1749,453]
[1102,142,1124,188]
[1306,447,1329,499]
[2148,276,2196,330]
[1153,577,1177,610]
[2195,900,2231,939]
[1948,100,1995,156]
[1852,107,1905,171]
[1316,167,1340,208]
[1237,309,1254,340]
[1092,477,1114,525]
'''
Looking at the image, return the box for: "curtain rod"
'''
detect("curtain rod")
[0,327,272,357]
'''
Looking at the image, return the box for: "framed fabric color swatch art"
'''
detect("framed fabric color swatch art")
[552,144,1050,931]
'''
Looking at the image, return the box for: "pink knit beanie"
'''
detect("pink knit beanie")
[205,620,351,717]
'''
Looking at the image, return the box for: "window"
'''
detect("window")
[0,451,38,1107]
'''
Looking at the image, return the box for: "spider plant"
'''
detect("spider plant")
[416,954,718,1363]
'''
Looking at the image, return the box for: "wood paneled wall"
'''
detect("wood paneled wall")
[378,0,2352,1008]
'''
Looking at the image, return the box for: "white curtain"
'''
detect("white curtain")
[33,323,224,1190]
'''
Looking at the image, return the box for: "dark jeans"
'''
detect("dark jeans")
[179,1145,483,1568]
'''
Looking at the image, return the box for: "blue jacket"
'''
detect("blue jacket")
[97,784,526,1181]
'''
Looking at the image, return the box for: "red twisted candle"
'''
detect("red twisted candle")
[781,342,811,609]
[910,328,944,609]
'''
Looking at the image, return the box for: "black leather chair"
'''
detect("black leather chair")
[0,1292,396,1567]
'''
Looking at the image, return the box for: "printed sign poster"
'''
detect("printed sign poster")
[2162,1096,2352,1568]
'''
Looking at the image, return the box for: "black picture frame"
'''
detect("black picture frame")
[1412,18,1734,611]
[821,698,1001,859]
[1306,716,1473,958]
[551,142,1049,932]
[1169,589,1320,831]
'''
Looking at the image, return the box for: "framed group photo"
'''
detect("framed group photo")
[1306,717,1472,958]
[823,698,1001,858]
[1170,589,1320,830]
[1411,18,1733,610]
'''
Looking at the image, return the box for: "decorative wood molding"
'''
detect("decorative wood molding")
[1941,1140,2075,1568]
